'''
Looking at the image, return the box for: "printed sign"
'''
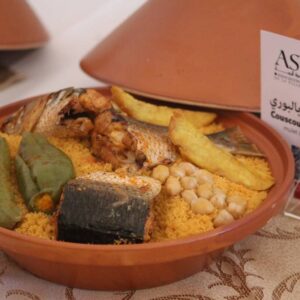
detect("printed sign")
[261,30,300,219]
[261,30,300,149]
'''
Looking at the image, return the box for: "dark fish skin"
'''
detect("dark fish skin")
[57,179,151,244]
[208,127,265,157]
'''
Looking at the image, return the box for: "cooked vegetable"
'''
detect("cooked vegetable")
[15,133,75,213]
[111,86,216,127]
[169,113,275,191]
[57,171,161,244]
[0,137,21,229]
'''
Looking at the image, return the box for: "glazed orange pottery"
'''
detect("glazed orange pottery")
[81,0,300,111]
[0,0,49,50]
[0,88,295,290]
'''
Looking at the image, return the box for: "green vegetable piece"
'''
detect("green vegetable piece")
[15,155,39,205]
[0,200,22,229]
[0,138,21,229]
[0,137,10,173]
[16,133,75,212]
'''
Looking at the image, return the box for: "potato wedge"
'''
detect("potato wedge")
[111,86,216,127]
[169,113,275,191]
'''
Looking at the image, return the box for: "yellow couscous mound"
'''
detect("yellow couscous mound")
[15,212,55,240]
[48,137,112,176]
[151,191,215,241]
[151,155,271,241]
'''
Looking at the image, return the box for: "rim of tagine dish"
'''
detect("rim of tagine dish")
[0,87,295,290]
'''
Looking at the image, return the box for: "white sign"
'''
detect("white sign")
[261,30,300,148]
[261,31,300,219]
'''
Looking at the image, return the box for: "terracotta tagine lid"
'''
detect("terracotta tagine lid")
[80,0,300,112]
[0,0,49,50]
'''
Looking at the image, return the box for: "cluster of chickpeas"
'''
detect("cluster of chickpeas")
[151,161,247,228]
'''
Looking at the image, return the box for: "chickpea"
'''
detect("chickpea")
[196,183,213,199]
[181,190,198,204]
[227,202,246,219]
[191,197,215,214]
[170,164,185,178]
[210,187,226,208]
[210,194,226,209]
[194,169,214,184]
[227,195,247,207]
[165,176,182,196]
[152,165,170,183]
[213,209,234,227]
[110,130,126,146]
[177,162,197,175]
[181,176,198,190]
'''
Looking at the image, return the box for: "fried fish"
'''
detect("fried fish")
[91,110,178,169]
[57,171,161,244]
[0,87,111,138]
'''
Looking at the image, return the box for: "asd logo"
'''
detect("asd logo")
[275,50,300,77]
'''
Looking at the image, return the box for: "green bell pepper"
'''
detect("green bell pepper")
[0,137,21,229]
[16,133,75,213]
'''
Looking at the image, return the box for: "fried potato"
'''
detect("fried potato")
[111,86,216,127]
[169,113,275,191]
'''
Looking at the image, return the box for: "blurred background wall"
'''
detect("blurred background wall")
[0,0,146,104]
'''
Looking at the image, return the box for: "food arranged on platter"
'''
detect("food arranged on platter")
[0,87,275,244]
[57,171,160,244]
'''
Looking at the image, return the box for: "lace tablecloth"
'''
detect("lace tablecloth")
[0,214,299,300]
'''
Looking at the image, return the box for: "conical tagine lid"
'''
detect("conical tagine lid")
[80,0,300,111]
[0,0,49,50]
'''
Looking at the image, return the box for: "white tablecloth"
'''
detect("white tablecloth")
[1,215,300,300]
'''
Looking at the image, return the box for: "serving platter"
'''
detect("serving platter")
[0,88,294,290]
